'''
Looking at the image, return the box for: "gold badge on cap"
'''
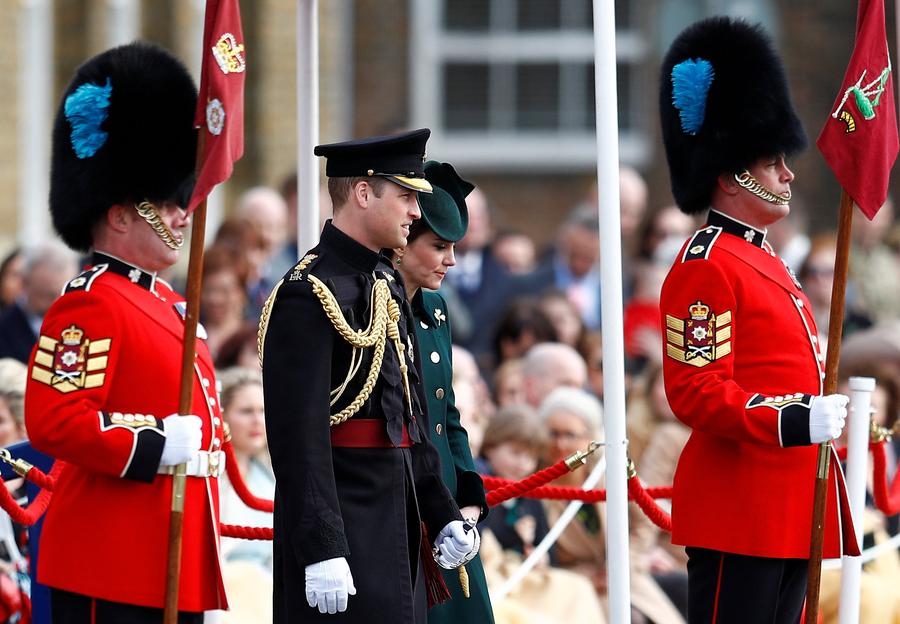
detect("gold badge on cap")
[665,301,732,367]
[31,325,110,392]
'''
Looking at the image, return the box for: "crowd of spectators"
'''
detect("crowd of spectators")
[0,164,898,622]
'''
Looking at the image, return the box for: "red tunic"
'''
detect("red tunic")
[25,254,227,611]
[660,212,857,559]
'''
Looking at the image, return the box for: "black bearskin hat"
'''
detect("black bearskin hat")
[50,42,197,252]
[659,17,807,214]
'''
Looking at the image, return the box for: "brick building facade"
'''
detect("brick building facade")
[0,1,893,257]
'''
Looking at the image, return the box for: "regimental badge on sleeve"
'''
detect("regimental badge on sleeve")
[665,300,732,367]
[31,325,111,392]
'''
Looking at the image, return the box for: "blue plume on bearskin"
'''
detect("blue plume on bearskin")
[671,59,714,135]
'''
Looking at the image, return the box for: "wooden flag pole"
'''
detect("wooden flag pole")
[805,188,853,622]
[164,131,209,624]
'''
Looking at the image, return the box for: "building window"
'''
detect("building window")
[411,0,650,170]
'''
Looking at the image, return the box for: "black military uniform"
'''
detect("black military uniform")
[260,130,462,623]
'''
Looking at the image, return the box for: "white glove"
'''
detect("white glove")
[305,557,356,614]
[809,394,849,444]
[434,520,480,570]
[159,414,202,466]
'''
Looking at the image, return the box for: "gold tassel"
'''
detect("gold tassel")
[458,564,470,598]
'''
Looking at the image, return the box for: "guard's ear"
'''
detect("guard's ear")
[106,203,131,233]
[717,172,741,196]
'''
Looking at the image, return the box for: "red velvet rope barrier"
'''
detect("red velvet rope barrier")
[482,475,673,504]
[24,464,58,491]
[870,440,900,516]
[627,475,672,531]
[223,441,274,513]
[0,441,868,542]
[219,523,274,540]
[484,460,571,507]
[0,462,65,526]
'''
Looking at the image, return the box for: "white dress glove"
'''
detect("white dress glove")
[305,556,356,614]
[809,394,849,444]
[434,520,480,570]
[159,414,202,466]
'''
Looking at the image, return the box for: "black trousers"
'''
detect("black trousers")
[686,547,808,624]
[50,589,203,624]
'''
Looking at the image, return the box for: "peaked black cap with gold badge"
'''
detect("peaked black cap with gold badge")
[659,17,807,214]
[314,128,433,193]
[50,41,198,252]
[416,161,473,242]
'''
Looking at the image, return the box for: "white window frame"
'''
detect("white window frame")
[409,0,651,171]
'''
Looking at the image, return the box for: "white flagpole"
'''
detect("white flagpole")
[105,0,139,47]
[297,0,320,256]
[592,2,631,622]
[838,376,875,624]
[18,0,53,245]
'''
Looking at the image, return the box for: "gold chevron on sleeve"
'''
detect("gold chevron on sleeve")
[665,304,733,368]
[666,315,684,331]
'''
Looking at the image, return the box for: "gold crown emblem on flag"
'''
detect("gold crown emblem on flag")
[61,325,84,345]
[689,301,710,320]
[212,33,246,75]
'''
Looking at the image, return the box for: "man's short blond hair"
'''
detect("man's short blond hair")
[327,176,387,210]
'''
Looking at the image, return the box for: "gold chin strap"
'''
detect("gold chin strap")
[734,170,792,206]
[135,201,183,250]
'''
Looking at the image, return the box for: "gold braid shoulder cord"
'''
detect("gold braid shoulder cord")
[258,257,412,427]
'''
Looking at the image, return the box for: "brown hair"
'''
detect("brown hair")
[202,244,250,291]
[481,405,547,456]
[213,217,266,258]
[327,176,387,209]
[215,321,261,370]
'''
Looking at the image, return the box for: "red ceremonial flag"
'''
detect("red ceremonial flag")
[817,0,898,220]
[187,0,246,213]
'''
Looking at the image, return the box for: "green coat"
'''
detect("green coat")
[414,290,495,624]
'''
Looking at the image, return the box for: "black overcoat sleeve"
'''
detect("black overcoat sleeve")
[263,279,349,566]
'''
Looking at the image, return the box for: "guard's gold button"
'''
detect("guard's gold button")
[435,388,445,400]
[430,352,440,364]
[436,423,443,435]
[213,437,221,448]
